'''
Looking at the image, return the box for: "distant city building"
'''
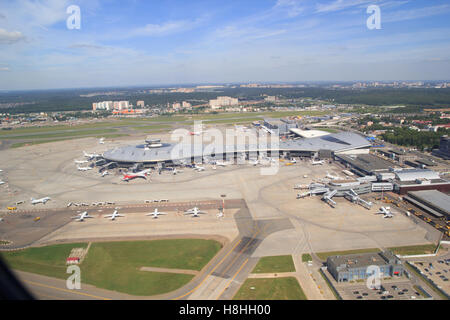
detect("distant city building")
[209,96,239,109]
[136,101,145,108]
[264,96,277,102]
[432,135,450,160]
[93,100,130,111]
[182,101,192,109]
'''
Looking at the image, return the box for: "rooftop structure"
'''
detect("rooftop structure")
[336,153,396,176]
[327,251,404,283]
[102,131,371,165]
[404,190,450,218]
[289,128,330,138]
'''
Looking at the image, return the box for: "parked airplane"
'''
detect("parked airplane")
[0,181,5,186]
[249,159,259,166]
[104,210,124,221]
[377,207,394,218]
[184,207,207,217]
[325,172,341,180]
[72,211,92,222]
[189,131,203,136]
[31,197,51,205]
[122,169,151,181]
[215,161,231,167]
[101,171,110,177]
[194,165,205,172]
[146,208,167,219]
[78,166,92,171]
[0,218,3,222]
[83,151,101,159]
[99,138,105,144]
[74,160,89,164]
[311,159,325,165]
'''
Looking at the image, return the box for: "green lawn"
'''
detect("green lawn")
[252,255,296,273]
[388,244,437,256]
[1,243,88,279]
[9,134,128,148]
[1,239,222,296]
[316,248,380,261]
[302,254,312,262]
[0,128,118,140]
[233,277,307,300]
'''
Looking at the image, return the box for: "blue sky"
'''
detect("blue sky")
[0,0,449,90]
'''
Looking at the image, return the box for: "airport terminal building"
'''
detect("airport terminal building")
[102,131,372,167]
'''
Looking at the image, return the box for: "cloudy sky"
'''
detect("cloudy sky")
[0,0,449,90]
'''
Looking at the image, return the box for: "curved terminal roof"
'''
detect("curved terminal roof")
[103,131,371,164]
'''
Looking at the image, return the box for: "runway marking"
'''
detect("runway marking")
[172,238,243,300]
[217,258,249,300]
[24,280,111,300]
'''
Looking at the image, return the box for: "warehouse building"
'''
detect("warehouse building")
[404,190,450,219]
[327,251,404,283]
[392,169,450,195]
[335,153,397,176]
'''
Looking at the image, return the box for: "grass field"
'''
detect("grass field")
[388,244,438,256]
[252,255,296,273]
[301,254,312,262]
[1,243,89,279]
[1,239,222,296]
[316,248,380,261]
[233,277,307,300]
[9,134,128,148]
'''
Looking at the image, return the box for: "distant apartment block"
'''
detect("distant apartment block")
[93,100,130,111]
[136,101,145,108]
[209,96,239,109]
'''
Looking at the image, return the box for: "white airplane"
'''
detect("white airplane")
[215,161,231,167]
[104,210,125,221]
[99,138,105,144]
[377,207,394,218]
[0,218,3,222]
[189,131,203,136]
[311,159,325,165]
[122,169,152,181]
[78,166,92,171]
[83,151,101,159]
[249,159,259,166]
[216,211,224,219]
[72,211,92,222]
[31,197,51,205]
[325,172,341,180]
[146,208,167,219]
[0,181,5,186]
[74,160,89,164]
[101,171,110,177]
[172,168,183,175]
[194,165,205,172]
[184,207,207,218]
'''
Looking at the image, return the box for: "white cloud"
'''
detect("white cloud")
[316,0,378,13]
[0,28,26,44]
[129,17,206,38]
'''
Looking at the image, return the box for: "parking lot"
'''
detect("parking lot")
[412,257,450,295]
[337,279,427,300]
